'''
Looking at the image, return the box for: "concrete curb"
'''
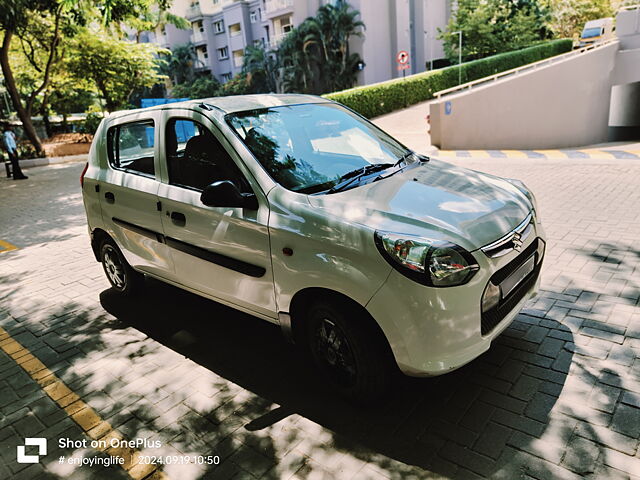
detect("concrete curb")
[11,154,88,171]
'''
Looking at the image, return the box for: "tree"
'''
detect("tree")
[276,1,364,94]
[299,0,364,93]
[171,76,220,99]
[67,31,167,111]
[440,0,552,62]
[128,7,190,43]
[0,0,165,151]
[278,24,316,93]
[548,0,613,38]
[161,43,196,85]
[0,1,66,152]
[242,45,278,93]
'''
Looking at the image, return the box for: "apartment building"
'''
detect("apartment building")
[149,0,451,87]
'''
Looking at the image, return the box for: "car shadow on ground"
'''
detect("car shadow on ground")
[96,278,576,479]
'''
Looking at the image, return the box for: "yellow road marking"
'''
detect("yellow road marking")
[0,327,169,480]
[0,239,18,253]
[579,150,617,159]
[437,150,456,156]
[466,150,489,158]
[534,150,568,159]
[500,150,529,159]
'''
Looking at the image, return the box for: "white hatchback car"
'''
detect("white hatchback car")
[82,94,545,399]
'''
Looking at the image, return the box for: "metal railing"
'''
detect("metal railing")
[434,40,617,99]
[265,0,294,13]
[191,32,206,43]
[269,33,289,48]
[186,4,201,18]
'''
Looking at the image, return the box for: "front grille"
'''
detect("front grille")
[481,238,543,335]
[481,213,534,258]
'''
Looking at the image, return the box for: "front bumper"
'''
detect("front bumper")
[366,225,545,377]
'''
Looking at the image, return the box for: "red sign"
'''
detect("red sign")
[396,50,410,65]
[397,64,410,71]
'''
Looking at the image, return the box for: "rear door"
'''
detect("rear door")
[97,113,174,278]
[156,109,276,319]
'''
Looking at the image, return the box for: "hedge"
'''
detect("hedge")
[324,39,573,118]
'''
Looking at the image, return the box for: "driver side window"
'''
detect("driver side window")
[165,118,249,192]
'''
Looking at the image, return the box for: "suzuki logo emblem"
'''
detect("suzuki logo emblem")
[512,234,523,252]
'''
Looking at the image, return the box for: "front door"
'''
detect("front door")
[157,110,276,319]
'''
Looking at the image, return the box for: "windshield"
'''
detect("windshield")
[581,27,602,38]
[226,103,409,193]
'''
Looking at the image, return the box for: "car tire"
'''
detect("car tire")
[305,298,392,402]
[100,238,144,295]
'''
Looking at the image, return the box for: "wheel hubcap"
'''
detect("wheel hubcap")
[103,246,125,289]
[314,318,357,387]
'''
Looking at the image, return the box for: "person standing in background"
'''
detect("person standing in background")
[3,125,28,180]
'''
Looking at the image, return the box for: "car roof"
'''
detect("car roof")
[108,94,329,119]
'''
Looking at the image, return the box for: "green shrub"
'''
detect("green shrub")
[79,112,104,135]
[324,39,573,118]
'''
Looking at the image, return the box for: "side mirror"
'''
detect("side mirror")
[200,181,258,210]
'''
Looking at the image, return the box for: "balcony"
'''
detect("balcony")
[186,4,202,19]
[269,32,289,48]
[265,0,294,14]
[191,31,206,44]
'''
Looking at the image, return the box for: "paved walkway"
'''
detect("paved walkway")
[0,155,639,479]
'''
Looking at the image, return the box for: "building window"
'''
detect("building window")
[213,0,220,4]
[233,49,244,68]
[201,46,208,59]
[250,11,258,23]
[214,20,224,33]
[221,72,232,82]
[194,20,204,33]
[229,23,242,37]
[217,46,229,60]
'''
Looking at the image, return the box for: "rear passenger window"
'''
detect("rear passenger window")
[107,121,155,177]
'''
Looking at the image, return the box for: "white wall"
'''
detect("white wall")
[430,42,619,149]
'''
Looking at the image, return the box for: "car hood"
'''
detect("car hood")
[307,159,532,251]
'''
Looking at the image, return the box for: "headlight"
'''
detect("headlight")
[374,231,479,287]
[506,178,540,223]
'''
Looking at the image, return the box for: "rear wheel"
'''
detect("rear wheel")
[100,238,144,295]
[306,298,392,402]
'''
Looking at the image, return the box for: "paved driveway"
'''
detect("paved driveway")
[0,157,638,480]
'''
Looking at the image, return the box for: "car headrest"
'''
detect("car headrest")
[184,135,212,163]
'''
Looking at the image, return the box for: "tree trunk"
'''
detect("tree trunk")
[40,90,52,138]
[0,31,43,153]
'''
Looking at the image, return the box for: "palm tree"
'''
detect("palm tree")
[242,44,278,93]
[302,1,364,92]
[277,24,316,93]
[162,43,197,85]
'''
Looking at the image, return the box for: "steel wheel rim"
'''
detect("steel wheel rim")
[313,317,357,387]
[103,246,125,289]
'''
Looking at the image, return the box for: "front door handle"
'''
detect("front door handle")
[105,192,115,204]
[170,211,186,227]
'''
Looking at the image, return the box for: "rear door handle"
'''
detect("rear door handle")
[105,192,115,204]
[170,211,186,227]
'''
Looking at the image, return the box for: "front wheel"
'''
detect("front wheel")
[100,238,144,295]
[306,299,392,402]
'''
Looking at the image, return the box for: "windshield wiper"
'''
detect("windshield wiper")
[394,151,414,167]
[326,163,393,194]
